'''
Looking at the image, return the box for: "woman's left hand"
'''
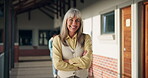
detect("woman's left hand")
[64,59,69,63]
[82,50,87,56]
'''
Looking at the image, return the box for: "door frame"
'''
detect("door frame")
[120,2,140,78]
[144,1,148,78]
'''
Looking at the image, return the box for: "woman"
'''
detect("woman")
[52,8,92,78]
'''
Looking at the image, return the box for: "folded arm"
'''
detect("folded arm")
[68,34,93,69]
[52,36,79,71]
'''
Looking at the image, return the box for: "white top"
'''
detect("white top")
[58,42,88,78]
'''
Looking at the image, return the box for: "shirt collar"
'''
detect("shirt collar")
[66,33,77,40]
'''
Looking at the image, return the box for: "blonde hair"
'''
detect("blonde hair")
[59,8,85,46]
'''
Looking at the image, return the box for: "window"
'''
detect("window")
[39,30,50,46]
[19,30,32,46]
[101,11,114,34]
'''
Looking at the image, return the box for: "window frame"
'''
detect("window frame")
[101,11,115,35]
[98,7,116,40]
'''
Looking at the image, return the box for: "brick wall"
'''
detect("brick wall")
[90,54,118,78]
[14,45,19,62]
[19,49,50,56]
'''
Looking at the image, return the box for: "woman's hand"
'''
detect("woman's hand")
[78,67,82,70]
[82,50,87,56]
[64,59,69,63]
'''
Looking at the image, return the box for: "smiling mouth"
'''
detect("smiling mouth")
[70,25,77,29]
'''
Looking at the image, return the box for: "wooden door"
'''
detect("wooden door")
[145,2,148,78]
[121,6,132,78]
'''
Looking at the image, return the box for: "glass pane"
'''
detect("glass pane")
[39,30,50,46]
[19,30,32,46]
[102,11,114,34]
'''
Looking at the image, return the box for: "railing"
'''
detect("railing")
[0,53,4,78]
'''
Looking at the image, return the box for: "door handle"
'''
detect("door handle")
[124,48,126,51]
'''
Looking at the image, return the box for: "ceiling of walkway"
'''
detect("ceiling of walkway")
[0,0,84,18]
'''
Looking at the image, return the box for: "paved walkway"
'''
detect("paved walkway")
[10,56,54,78]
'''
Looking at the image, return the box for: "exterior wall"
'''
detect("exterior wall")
[17,9,54,47]
[54,15,62,29]
[81,0,125,77]
[82,0,131,57]
[81,0,131,19]
[17,9,53,56]
[17,9,54,30]
[81,0,142,78]
[93,54,118,78]
[19,49,49,56]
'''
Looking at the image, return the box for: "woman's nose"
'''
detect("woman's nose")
[72,20,77,25]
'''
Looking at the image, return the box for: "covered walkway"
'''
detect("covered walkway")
[10,56,54,78]
[1,0,147,78]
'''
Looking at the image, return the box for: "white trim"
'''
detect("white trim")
[131,3,138,78]
[115,8,121,78]
[99,34,115,40]
[83,17,93,37]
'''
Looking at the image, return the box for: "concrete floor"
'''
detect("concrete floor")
[10,56,54,78]
[9,56,94,78]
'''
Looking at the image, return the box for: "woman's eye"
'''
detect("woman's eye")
[76,20,80,22]
[69,19,73,22]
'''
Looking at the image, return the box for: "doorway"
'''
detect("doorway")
[121,6,132,78]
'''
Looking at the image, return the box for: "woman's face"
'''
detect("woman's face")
[67,16,81,36]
